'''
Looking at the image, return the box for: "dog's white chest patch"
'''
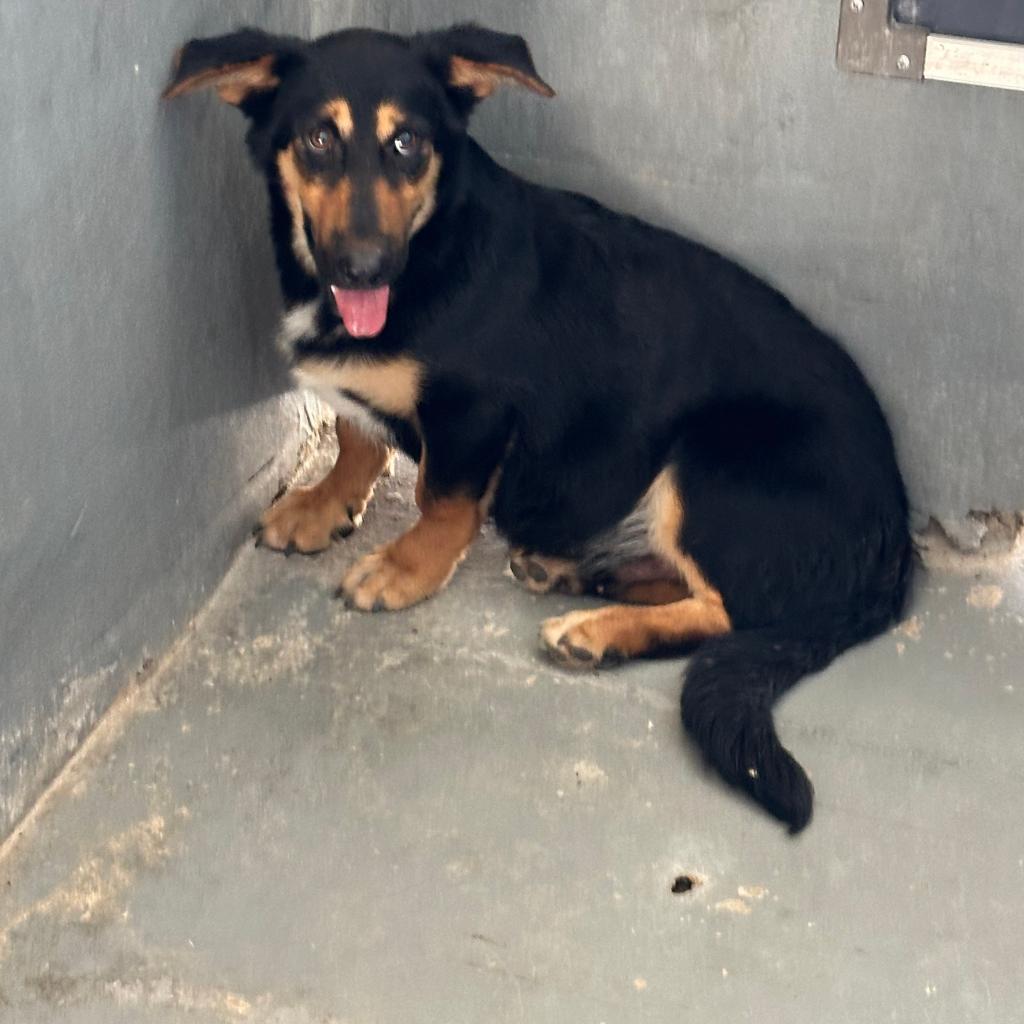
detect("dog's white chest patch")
[277,301,396,443]
[276,301,320,358]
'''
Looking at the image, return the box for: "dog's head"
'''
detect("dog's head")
[163,25,553,337]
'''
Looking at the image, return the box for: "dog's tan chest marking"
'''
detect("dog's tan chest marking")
[297,356,422,419]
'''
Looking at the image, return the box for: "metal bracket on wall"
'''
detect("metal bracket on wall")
[837,0,1024,92]
[836,0,927,81]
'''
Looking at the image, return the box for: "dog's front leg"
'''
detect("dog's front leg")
[339,393,509,611]
[340,460,488,612]
[258,416,392,553]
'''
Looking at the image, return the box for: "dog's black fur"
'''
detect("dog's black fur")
[165,24,912,832]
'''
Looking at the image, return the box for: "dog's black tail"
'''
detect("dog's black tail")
[680,589,905,832]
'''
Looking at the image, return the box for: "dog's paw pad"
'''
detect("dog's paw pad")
[527,561,549,583]
[509,551,582,595]
[562,639,595,663]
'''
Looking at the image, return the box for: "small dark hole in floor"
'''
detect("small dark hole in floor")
[672,875,696,894]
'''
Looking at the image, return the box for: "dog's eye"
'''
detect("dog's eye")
[306,125,333,152]
[393,130,419,158]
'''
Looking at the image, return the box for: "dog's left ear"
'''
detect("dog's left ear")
[413,23,555,116]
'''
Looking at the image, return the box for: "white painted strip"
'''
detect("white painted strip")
[924,34,1024,93]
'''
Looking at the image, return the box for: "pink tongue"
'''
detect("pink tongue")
[331,285,390,338]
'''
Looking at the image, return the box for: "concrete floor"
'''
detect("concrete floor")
[2,456,1023,1023]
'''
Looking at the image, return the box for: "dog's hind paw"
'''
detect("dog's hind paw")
[509,550,583,595]
[540,610,625,669]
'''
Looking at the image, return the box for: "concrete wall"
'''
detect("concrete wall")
[0,1,379,838]
[3,0,1021,835]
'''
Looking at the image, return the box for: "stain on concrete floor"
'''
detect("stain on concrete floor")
[2,459,1023,1022]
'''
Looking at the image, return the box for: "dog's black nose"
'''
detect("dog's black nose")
[342,244,386,285]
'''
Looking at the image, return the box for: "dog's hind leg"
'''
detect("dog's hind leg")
[257,416,392,554]
[509,549,689,605]
[540,467,730,665]
[509,469,693,603]
[598,578,690,605]
[541,591,730,667]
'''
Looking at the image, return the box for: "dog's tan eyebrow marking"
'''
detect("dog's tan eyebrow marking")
[375,101,405,143]
[325,98,354,139]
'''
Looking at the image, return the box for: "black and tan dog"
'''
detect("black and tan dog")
[164,24,912,831]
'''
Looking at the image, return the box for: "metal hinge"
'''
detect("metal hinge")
[836,0,928,81]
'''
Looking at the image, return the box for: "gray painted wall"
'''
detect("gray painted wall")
[2,1,1021,835]
[0,0,385,838]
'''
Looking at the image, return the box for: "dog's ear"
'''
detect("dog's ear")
[413,24,554,117]
[162,29,302,113]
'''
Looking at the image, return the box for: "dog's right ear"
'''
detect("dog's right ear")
[413,24,554,120]
[162,29,302,113]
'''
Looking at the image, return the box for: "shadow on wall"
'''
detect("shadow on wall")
[154,68,289,428]
[0,0,352,841]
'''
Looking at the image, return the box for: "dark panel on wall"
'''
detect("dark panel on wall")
[893,0,1024,44]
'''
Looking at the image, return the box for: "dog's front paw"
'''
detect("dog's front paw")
[540,610,624,669]
[256,486,362,555]
[340,547,437,611]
